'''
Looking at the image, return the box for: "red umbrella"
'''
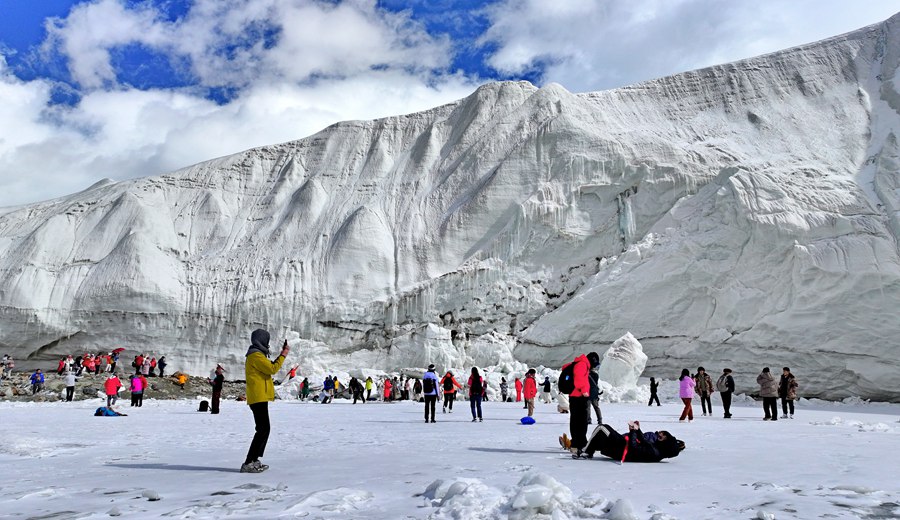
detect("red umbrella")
[112,348,125,354]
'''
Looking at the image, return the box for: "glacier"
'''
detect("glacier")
[2,14,900,400]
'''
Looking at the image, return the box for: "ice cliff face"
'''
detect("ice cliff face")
[2,15,900,400]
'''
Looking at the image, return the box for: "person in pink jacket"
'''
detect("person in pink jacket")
[130,374,144,407]
[678,369,695,422]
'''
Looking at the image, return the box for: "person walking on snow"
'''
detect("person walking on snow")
[104,374,122,407]
[567,352,600,458]
[540,376,553,404]
[778,367,799,419]
[694,367,714,416]
[678,369,695,422]
[413,378,423,401]
[588,366,603,425]
[242,329,289,473]
[423,364,439,423]
[64,371,79,402]
[648,377,661,406]
[468,367,486,422]
[523,369,538,417]
[210,364,225,414]
[365,376,374,401]
[129,374,143,407]
[500,377,509,402]
[515,377,523,403]
[383,377,393,402]
[441,371,462,413]
[717,368,735,418]
[157,356,166,377]
[757,367,779,421]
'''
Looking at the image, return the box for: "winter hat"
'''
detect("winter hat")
[587,352,600,368]
[428,364,435,370]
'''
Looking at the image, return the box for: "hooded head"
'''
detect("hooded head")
[587,352,600,368]
[656,431,684,459]
[247,329,271,358]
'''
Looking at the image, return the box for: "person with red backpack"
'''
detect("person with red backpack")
[562,352,600,458]
[468,367,486,422]
[440,371,462,413]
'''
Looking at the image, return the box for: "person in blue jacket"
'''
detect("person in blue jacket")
[422,364,439,423]
[30,369,45,395]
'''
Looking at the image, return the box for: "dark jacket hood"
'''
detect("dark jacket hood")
[246,329,271,358]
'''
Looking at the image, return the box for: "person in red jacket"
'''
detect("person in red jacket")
[515,377,523,403]
[523,369,538,417]
[383,378,393,402]
[104,374,122,407]
[440,371,462,413]
[568,352,600,458]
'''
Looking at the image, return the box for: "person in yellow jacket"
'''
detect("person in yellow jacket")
[241,329,289,473]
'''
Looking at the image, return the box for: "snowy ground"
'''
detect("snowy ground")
[1,395,898,519]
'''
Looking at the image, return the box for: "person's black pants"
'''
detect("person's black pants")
[211,390,221,414]
[648,393,660,406]
[131,392,139,406]
[137,392,144,407]
[107,394,117,407]
[699,392,712,414]
[245,402,270,464]
[763,397,778,419]
[66,386,74,402]
[585,423,625,459]
[424,394,437,421]
[470,394,483,419]
[781,397,794,415]
[569,396,590,450]
[444,393,455,411]
[721,391,732,417]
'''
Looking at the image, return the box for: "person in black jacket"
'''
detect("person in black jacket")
[210,365,225,414]
[584,421,684,463]
[648,377,661,406]
[719,368,735,418]
[588,367,602,424]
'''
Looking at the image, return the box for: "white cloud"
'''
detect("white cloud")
[0,0,478,207]
[480,0,900,92]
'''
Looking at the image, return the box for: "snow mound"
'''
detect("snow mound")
[598,332,647,388]
[810,416,895,432]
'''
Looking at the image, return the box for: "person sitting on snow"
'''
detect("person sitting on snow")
[581,420,684,462]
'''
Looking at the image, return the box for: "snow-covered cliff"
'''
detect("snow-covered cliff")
[2,15,900,400]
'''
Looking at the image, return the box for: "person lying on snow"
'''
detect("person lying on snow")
[581,420,684,462]
[94,406,127,416]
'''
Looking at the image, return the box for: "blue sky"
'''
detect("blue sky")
[0,0,898,207]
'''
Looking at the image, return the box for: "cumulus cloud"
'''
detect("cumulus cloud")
[0,0,477,207]
[479,0,900,92]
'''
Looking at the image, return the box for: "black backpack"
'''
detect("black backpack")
[443,377,454,391]
[198,400,209,412]
[423,377,435,393]
[470,376,483,394]
[558,362,576,394]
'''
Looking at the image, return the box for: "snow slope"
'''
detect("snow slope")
[0,397,898,519]
[2,15,900,399]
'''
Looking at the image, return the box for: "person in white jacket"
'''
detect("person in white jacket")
[64,371,79,402]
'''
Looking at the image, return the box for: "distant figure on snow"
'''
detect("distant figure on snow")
[648,377,661,406]
[515,377,523,403]
[778,367,799,419]
[678,369,695,422]
[422,364,439,423]
[694,367,714,416]
[105,374,122,407]
[441,371,462,413]
[523,369,537,417]
[468,367,486,422]
[210,364,225,414]
[717,369,735,418]
[757,367,779,421]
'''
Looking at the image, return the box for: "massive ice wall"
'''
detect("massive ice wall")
[2,15,900,399]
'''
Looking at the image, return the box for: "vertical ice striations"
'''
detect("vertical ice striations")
[3,17,900,399]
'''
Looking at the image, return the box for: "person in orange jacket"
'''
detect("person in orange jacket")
[567,352,601,458]
[523,369,538,417]
[440,371,462,413]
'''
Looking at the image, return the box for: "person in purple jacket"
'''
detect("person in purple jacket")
[422,364,439,423]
